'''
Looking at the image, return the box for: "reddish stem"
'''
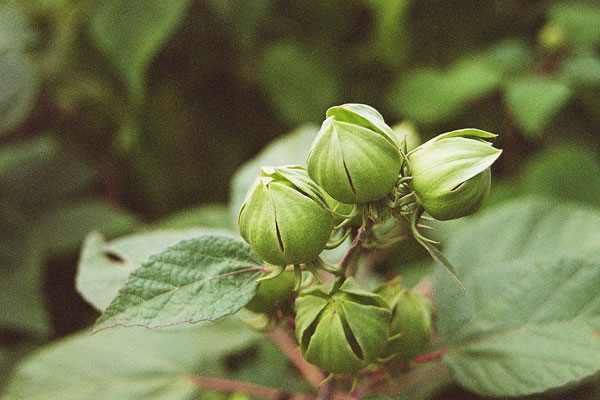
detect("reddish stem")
[268,327,326,390]
[341,219,374,276]
[188,375,314,400]
[412,347,448,364]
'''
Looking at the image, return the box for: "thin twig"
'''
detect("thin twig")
[188,375,314,400]
[317,377,336,400]
[268,327,326,390]
[413,347,448,364]
[340,219,374,276]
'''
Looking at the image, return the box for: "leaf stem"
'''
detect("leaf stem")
[267,327,326,390]
[187,375,314,400]
[413,347,448,364]
[340,218,374,277]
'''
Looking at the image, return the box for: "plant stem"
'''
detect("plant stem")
[368,362,451,397]
[268,327,326,390]
[340,218,374,277]
[317,377,336,400]
[188,375,314,400]
[413,347,448,364]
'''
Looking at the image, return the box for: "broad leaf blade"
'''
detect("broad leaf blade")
[438,257,600,396]
[3,317,304,399]
[504,77,570,136]
[93,235,264,331]
[89,0,190,99]
[76,228,228,311]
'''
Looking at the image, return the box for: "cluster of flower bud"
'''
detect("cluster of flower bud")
[237,104,501,374]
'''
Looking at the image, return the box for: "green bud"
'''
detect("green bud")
[295,278,392,374]
[238,165,333,265]
[307,104,403,204]
[245,271,296,313]
[377,280,432,362]
[408,129,502,220]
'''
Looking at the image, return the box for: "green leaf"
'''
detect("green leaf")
[388,55,502,125]
[77,228,233,312]
[93,235,264,331]
[504,77,571,136]
[438,257,600,397]
[0,240,50,337]
[257,42,338,125]
[0,50,36,134]
[154,204,234,231]
[205,0,272,52]
[0,6,36,134]
[89,0,191,99]
[487,143,600,209]
[229,124,318,226]
[36,200,139,257]
[0,137,96,211]
[434,198,600,396]
[437,197,600,273]
[561,54,600,87]
[3,317,304,399]
[549,2,600,49]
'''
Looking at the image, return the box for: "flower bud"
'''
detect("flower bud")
[408,129,502,220]
[307,104,403,204]
[245,271,296,313]
[376,280,432,362]
[295,278,392,374]
[238,166,333,265]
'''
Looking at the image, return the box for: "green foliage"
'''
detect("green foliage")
[257,42,339,125]
[76,228,229,311]
[89,0,191,99]
[3,317,305,399]
[2,1,600,399]
[548,2,600,50]
[0,6,36,134]
[435,198,600,396]
[504,77,571,136]
[93,235,263,331]
[0,137,137,336]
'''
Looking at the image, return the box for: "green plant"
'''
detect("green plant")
[3,1,600,398]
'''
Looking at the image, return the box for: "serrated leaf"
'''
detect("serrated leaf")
[434,199,600,396]
[3,317,304,399]
[76,228,234,312]
[438,257,600,397]
[504,77,570,136]
[89,0,190,99]
[93,235,264,331]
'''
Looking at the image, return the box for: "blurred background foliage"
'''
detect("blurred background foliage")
[1,0,600,398]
